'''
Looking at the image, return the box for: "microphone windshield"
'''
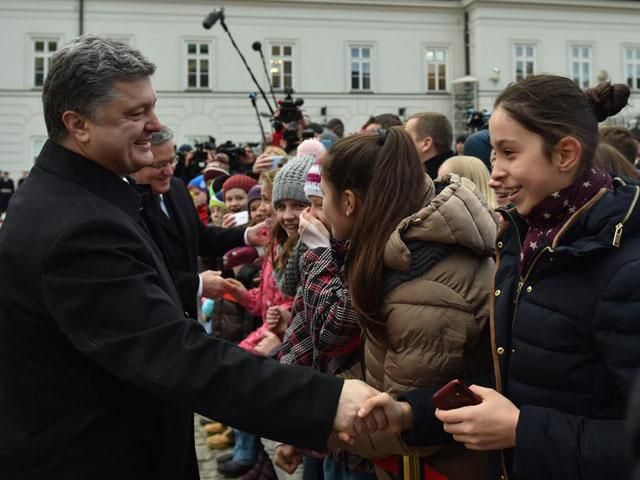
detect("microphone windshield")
[252,41,262,51]
[203,7,225,29]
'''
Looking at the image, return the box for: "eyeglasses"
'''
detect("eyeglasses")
[150,159,178,169]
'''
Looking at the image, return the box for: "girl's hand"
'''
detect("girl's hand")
[274,444,302,474]
[266,306,291,335]
[254,330,282,356]
[221,213,237,229]
[435,385,519,450]
[223,278,248,305]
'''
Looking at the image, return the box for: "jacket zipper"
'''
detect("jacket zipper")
[613,185,640,247]
[511,246,552,331]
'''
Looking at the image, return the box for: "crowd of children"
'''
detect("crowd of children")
[175,75,640,480]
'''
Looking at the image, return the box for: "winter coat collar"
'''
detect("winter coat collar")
[497,177,640,259]
[384,173,498,272]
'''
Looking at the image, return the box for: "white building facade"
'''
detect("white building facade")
[0,0,639,176]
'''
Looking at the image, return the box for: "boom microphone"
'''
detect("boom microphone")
[202,7,225,29]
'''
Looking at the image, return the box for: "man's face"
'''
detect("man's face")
[405,118,432,162]
[130,140,175,194]
[83,77,161,175]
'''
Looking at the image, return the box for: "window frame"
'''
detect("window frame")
[30,36,60,89]
[268,41,296,92]
[569,43,593,88]
[512,42,537,82]
[347,43,374,93]
[623,45,640,91]
[423,45,449,94]
[183,39,213,91]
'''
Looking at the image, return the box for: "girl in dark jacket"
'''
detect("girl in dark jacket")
[432,75,638,480]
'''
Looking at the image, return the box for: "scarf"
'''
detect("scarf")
[520,167,612,277]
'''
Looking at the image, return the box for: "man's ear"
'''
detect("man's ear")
[61,111,91,144]
[421,136,434,155]
[555,136,582,174]
[343,189,358,217]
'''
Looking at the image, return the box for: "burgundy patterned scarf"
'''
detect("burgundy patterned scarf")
[520,167,612,277]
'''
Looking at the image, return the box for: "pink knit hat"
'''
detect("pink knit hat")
[297,138,326,161]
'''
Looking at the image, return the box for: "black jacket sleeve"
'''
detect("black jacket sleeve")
[41,218,342,450]
[198,223,246,258]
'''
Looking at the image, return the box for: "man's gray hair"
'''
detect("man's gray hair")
[42,34,156,143]
[150,126,174,146]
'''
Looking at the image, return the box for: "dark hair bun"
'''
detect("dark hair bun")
[585,82,630,122]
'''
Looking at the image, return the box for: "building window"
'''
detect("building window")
[425,48,447,92]
[571,45,592,88]
[625,47,640,91]
[270,44,293,90]
[33,39,58,87]
[186,41,211,89]
[514,44,536,81]
[350,46,372,91]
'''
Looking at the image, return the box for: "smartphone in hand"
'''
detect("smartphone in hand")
[432,379,482,410]
[232,211,249,226]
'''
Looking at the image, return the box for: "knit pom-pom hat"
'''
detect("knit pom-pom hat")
[272,155,314,205]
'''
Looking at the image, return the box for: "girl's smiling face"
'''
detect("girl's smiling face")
[274,199,308,236]
[489,107,572,215]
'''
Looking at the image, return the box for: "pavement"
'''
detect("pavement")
[194,415,304,480]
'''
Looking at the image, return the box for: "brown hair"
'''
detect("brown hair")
[322,126,427,344]
[593,143,640,180]
[599,126,638,165]
[259,169,291,270]
[407,112,453,154]
[495,75,630,177]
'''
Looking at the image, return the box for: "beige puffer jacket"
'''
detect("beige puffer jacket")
[336,174,498,479]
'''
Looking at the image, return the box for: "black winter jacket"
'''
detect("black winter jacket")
[492,179,640,480]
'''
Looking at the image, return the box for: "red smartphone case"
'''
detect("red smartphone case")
[432,379,482,410]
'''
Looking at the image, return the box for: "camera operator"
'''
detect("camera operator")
[174,140,215,184]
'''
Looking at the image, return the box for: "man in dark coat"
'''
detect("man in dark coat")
[0,171,14,213]
[0,34,377,480]
[404,112,455,179]
[130,125,251,319]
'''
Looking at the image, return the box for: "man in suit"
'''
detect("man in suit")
[130,125,251,319]
[0,34,378,479]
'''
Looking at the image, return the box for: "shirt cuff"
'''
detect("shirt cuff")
[243,228,250,246]
[197,274,203,297]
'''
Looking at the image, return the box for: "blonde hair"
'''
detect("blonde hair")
[438,155,497,209]
[263,146,287,158]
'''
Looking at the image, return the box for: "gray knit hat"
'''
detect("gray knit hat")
[272,155,314,205]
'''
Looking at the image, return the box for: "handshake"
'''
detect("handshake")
[200,270,250,304]
[277,379,413,474]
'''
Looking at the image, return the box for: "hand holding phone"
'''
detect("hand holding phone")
[232,210,249,226]
[432,379,482,410]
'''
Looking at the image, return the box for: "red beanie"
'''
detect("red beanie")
[222,174,258,195]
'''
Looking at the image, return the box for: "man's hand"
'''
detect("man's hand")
[246,221,269,247]
[200,271,227,299]
[435,385,519,451]
[333,379,380,444]
[274,444,302,474]
[356,392,413,435]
